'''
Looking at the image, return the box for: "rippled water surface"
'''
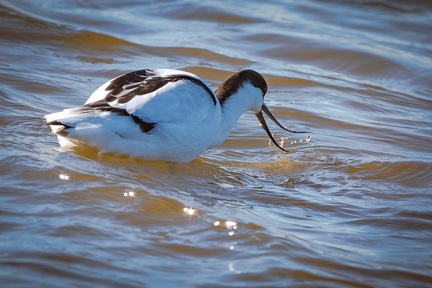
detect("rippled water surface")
[1,0,432,287]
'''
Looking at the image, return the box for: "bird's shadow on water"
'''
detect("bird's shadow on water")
[53,140,307,189]
[47,132,312,198]
[55,137,305,169]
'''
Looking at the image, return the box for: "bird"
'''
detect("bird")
[45,69,303,162]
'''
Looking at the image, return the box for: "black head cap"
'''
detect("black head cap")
[215,70,267,105]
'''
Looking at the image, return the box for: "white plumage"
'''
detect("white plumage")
[45,69,298,162]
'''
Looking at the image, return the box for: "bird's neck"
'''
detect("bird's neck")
[211,86,259,147]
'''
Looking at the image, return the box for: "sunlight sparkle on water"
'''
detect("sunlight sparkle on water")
[214,220,238,236]
[225,221,238,230]
[214,220,238,230]
[183,207,196,216]
[59,173,69,180]
[229,262,241,274]
[123,191,135,197]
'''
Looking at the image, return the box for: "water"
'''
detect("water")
[1,0,432,287]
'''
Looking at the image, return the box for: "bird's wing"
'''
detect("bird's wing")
[85,69,218,125]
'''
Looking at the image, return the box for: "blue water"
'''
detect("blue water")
[1,0,431,287]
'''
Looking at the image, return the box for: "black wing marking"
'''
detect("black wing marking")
[46,102,156,134]
[83,101,156,134]
[48,70,215,135]
[102,69,217,105]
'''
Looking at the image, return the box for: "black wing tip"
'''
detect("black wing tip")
[45,120,73,134]
[46,120,70,128]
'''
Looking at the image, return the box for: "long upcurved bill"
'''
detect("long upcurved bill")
[261,104,307,133]
[255,110,289,153]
